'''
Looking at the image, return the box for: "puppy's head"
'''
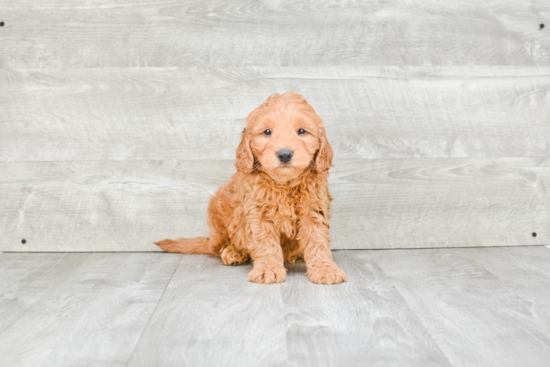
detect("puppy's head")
[236,92,333,181]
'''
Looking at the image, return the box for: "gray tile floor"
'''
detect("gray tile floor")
[1,247,550,367]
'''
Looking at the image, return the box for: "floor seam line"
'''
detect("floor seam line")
[375,258,457,367]
[123,254,183,367]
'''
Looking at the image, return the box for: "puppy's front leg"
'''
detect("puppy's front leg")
[299,217,347,285]
[246,221,286,284]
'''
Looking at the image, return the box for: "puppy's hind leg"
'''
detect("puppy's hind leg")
[281,236,304,263]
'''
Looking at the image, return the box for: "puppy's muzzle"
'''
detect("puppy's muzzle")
[277,149,293,164]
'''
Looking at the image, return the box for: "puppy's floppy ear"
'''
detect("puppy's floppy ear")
[314,125,333,174]
[235,128,254,173]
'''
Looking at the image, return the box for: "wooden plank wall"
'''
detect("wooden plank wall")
[0,1,548,251]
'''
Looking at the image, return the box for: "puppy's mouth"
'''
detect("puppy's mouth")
[277,162,295,170]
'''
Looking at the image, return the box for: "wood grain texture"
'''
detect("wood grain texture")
[1,67,549,161]
[126,255,289,367]
[458,247,550,328]
[374,247,550,367]
[1,158,547,251]
[0,252,182,367]
[281,251,451,367]
[0,160,229,252]
[0,0,548,68]
[2,248,550,366]
[126,252,451,367]
[331,157,550,249]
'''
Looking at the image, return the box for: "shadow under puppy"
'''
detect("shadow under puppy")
[156,92,347,285]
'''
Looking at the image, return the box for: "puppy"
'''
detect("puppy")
[155,92,347,285]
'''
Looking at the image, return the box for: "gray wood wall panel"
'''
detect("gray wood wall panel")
[1,67,549,161]
[374,247,550,367]
[1,158,547,252]
[0,1,548,68]
[126,252,451,367]
[0,160,225,252]
[0,253,182,367]
[1,1,548,252]
[332,158,549,249]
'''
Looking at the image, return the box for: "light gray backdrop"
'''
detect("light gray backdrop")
[0,0,548,251]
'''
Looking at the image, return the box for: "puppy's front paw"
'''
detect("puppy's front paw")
[248,265,286,284]
[307,265,347,285]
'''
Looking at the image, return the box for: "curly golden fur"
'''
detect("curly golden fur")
[155,92,347,284]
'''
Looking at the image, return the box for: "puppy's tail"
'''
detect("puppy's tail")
[154,237,218,256]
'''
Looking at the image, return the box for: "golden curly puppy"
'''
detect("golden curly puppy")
[155,92,347,285]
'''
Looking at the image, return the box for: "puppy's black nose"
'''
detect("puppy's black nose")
[277,149,293,163]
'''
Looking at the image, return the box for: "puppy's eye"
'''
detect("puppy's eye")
[298,128,306,135]
[263,129,272,136]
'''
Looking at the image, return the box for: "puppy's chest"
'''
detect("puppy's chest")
[262,190,303,238]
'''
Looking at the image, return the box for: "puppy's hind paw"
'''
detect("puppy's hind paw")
[221,246,250,265]
[287,255,305,263]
